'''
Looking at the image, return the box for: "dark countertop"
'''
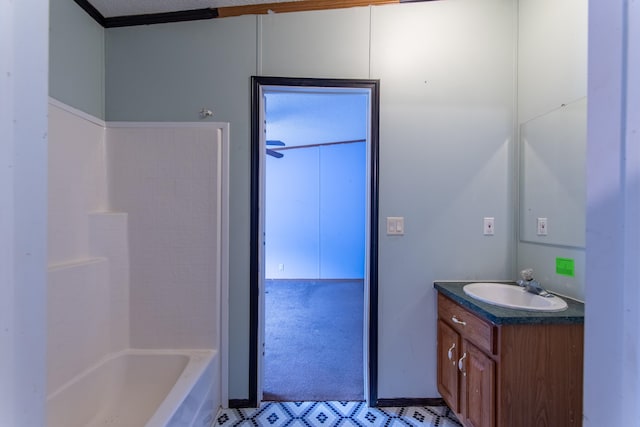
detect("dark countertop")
[434,281,585,325]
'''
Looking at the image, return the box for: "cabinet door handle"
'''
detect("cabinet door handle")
[458,352,467,376]
[447,343,456,362]
[451,315,467,326]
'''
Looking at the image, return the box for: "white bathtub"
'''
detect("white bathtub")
[46,349,219,427]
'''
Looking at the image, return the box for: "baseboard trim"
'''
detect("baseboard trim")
[265,278,365,282]
[375,398,446,408]
[228,399,257,409]
[229,397,445,408]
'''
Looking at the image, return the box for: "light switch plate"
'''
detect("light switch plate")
[387,217,404,235]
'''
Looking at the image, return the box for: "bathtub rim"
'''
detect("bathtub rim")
[145,348,216,427]
[46,348,217,427]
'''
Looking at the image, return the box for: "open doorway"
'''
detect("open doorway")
[250,77,380,406]
[263,90,367,401]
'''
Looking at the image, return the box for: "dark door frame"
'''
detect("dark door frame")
[246,76,380,407]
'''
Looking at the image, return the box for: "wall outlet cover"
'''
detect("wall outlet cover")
[483,217,495,235]
[537,217,548,236]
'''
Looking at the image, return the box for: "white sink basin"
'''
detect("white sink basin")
[463,282,568,312]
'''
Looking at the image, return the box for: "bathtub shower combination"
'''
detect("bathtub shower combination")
[47,102,229,427]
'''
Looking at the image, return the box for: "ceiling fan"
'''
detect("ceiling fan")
[266,140,285,158]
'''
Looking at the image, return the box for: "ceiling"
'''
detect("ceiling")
[86,0,299,18]
[265,91,368,150]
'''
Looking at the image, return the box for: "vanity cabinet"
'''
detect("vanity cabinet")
[436,292,583,427]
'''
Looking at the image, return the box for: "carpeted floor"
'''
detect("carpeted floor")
[263,279,364,402]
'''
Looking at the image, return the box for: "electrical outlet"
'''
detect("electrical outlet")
[483,217,495,235]
[278,263,284,271]
[537,218,548,236]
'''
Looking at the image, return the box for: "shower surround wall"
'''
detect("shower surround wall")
[47,100,130,394]
[107,124,225,350]
[47,100,228,419]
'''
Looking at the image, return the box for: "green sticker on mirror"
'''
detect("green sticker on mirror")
[556,257,575,277]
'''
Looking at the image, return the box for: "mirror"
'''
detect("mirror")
[519,97,587,248]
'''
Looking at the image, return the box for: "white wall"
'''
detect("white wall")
[584,0,640,424]
[0,0,49,425]
[516,0,588,301]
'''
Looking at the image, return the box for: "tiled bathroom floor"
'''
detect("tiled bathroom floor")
[215,401,462,427]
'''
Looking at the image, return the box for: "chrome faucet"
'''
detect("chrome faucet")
[517,268,552,297]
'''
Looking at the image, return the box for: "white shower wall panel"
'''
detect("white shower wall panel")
[89,212,131,351]
[107,124,225,349]
[48,101,107,265]
[47,100,133,398]
[47,258,111,395]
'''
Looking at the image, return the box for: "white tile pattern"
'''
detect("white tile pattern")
[108,125,223,349]
[216,401,461,427]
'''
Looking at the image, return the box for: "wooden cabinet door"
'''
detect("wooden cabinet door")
[437,320,461,414]
[462,340,495,427]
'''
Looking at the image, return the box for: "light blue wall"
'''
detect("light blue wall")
[259,7,371,78]
[266,142,366,279]
[49,0,105,119]
[266,147,320,278]
[370,0,515,398]
[319,142,366,279]
[264,91,368,280]
[105,16,257,122]
[104,0,516,400]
